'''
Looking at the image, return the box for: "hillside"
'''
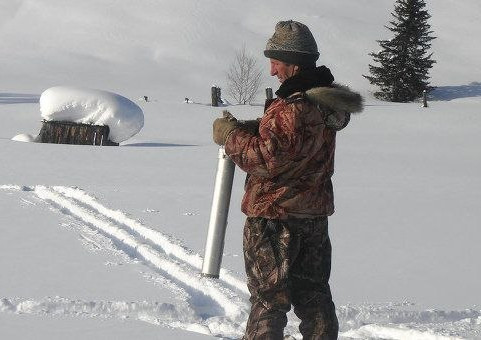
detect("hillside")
[1,0,480,98]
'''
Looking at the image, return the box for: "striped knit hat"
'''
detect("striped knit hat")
[264,20,319,68]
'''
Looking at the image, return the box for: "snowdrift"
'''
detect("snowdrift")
[40,86,144,143]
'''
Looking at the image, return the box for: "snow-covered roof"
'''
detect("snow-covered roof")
[40,86,144,143]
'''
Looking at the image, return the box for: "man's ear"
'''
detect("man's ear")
[293,65,300,73]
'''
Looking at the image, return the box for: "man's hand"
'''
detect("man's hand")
[213,110,259,145]
[223,110,260,135]
[213,117,239,145]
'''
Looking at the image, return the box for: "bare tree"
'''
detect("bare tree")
[226,45,263,105]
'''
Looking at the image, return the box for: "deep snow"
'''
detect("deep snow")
[1,0,481,339]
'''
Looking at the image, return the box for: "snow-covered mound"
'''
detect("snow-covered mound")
[39,86,144,143]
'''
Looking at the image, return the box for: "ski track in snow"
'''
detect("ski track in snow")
[2,184,481,339]
[1,184,249,338]
[33,184,251,337]
[50,185,249,296]
[0,296,201,329]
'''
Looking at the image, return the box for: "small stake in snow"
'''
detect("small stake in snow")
[211,86,222,106]
[93,132,97,145]
[211,86,219,107]
[201,148,235,278]
[423,90,428,108]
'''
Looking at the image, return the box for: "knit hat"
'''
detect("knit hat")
[264,20,320,68]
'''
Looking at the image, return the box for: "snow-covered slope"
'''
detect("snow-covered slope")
[1,0,480,99]
[1,0,480,339]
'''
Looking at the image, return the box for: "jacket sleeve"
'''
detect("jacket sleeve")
[224,101,309,179]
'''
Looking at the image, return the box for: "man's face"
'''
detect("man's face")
[270,59,299,83]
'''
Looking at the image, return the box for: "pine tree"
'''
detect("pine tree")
[364,0,436,102]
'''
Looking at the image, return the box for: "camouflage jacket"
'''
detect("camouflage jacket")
[225,75,363,219]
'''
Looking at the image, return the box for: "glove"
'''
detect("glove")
[213,117,239,145]
[213,111,259,145]
[223,110,259,135]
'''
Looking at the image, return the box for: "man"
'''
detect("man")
[213,20,363,339]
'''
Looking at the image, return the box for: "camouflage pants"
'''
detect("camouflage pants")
[243,216,338,340]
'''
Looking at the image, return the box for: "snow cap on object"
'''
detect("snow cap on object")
[40,86,144,143]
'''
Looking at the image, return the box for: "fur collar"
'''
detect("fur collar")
[273,66,363,130]
[305,85,364,114]
[305,85,364,130]
[276,65,334,99]
[275,65,363,114]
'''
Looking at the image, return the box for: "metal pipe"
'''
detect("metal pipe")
[201,147,235,278]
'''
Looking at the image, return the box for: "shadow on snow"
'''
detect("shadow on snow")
[429,82,481,101]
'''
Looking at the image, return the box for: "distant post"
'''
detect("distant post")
[423,90,428,108]
[211,86,218,107]
[211,86,222,106]
[266,87,273,100]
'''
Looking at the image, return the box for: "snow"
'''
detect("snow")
[1,0,481,339]
[39,86,144,143]
[11,133,36,142]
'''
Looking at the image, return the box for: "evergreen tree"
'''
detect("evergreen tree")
[364,0,436,102]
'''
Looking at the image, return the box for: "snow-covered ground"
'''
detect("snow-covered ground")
[1,0,480,339]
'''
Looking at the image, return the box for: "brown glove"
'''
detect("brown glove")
[213,111,259,145]
[223,110,259,135]
[213,117,239,145]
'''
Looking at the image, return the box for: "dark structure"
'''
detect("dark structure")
[265,87,273,100]
[211,86,222,106]
[37,120,118,146]
[364,0,436,102]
